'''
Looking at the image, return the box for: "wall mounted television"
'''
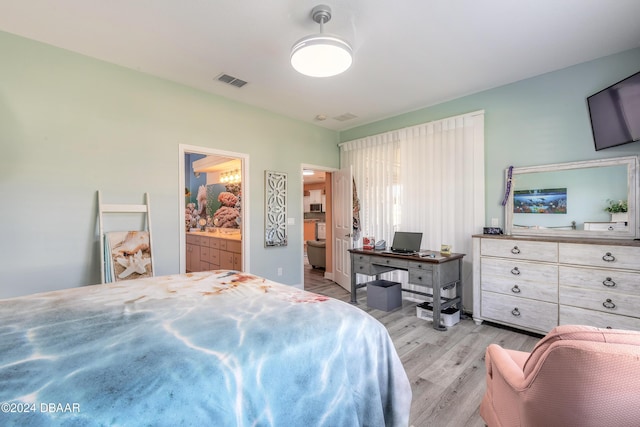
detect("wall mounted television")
[587,70,640,151]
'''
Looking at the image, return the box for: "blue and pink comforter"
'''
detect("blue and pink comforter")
[0,270,411,426]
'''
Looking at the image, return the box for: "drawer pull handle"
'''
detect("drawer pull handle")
[511,246,521,254]
[602,299,616,310]
[602,252,616,262]
[511,285,521,294]
[511,308,521,317]
[602,277,616,288]
[510,267,520,275]
[417,276,422,281]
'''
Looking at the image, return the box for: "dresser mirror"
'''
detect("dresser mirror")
[504,156,638,239]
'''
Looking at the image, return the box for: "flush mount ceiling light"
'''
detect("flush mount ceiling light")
[291,4,353,78]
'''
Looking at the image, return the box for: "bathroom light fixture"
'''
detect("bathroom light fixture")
[303,169,315,176]
[220,169,241,184]
[291,4,352,78]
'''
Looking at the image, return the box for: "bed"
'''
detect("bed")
[0,270,411,426]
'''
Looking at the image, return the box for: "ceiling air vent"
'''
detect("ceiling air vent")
[333,112,358,121]
[216,73,248,88]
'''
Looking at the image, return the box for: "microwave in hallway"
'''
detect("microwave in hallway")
[310,203,323,212]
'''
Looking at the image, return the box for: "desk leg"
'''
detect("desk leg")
[432,265,447,331]
[350,255,358,304]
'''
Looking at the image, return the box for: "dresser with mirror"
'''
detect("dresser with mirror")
[473,155,640,334]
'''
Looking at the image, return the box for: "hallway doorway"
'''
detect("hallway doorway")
[301,165,335,288]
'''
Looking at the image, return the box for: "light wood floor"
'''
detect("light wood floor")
[303,262,541,427]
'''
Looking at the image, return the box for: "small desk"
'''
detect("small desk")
[349,249,465,331]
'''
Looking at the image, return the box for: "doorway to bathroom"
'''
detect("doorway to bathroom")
[178,144,249,273]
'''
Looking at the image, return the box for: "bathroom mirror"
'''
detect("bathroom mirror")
[504,156,638,239]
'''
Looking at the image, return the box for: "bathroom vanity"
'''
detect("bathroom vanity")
[186,230,242,272]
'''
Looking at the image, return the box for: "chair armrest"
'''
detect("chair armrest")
[485,344,529,391]
[482,344,530,426]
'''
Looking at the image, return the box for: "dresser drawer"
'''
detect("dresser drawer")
[559,285,640,318]
[559,266,640,295]
[559,243,640,271]
[481,238,558,262]
[560,305,640,331]
[481,258,557,302]
[481,291,557,333]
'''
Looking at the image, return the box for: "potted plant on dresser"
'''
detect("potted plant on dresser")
[605,199,628,222]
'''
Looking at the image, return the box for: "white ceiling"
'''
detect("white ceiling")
[2,1,639,131]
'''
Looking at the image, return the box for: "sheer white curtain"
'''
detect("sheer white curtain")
[340,111,485,309]
[340,132,400,243]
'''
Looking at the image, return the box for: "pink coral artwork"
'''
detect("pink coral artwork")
[213,191,241,228]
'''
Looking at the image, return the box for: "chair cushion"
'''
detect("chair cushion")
[523,325,640,377]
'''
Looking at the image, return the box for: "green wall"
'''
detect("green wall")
[2,27,639,299]
[341,48,640,228]
[0,31,339,298]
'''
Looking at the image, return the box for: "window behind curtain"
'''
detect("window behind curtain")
[340,111,484,310]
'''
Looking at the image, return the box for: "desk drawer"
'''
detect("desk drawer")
[410,261,434,272]
[369,256,409,270]
[481,291,557,333]
[353,260,376,275]
[352,253,371,264]
[352,255,396,275]
[408,268,433,286]
[353,254,374,275]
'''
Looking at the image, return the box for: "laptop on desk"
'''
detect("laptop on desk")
[386,231,422,255]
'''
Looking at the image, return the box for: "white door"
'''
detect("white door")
[332,166,353,291]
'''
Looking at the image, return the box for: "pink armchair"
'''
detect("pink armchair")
[480,325,640,427]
